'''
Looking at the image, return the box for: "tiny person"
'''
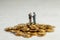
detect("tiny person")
[28,13,32,25]
[33,12,36,24]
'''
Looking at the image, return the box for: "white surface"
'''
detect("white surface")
[0,0,60,40]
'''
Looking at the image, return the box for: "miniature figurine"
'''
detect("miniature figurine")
[33,12,36,24]
[28,13,32,25]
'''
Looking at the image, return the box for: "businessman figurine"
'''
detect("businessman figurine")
[28,13,32,25]
[33,12,36,24]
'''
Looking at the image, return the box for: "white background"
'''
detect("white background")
[0,0,60,40]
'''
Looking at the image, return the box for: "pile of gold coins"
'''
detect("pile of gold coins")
[5,23,55,38]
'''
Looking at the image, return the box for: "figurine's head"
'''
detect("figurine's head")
[33,12,35,14]
[33,12,36,16]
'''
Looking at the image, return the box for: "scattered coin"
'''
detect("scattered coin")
[5,23,55,38]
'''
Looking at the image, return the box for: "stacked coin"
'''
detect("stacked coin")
[5,23,55,38]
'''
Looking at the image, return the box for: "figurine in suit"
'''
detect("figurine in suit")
[28,13,32,25]
[33,12,36,24]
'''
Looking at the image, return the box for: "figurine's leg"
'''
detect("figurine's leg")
[29,18,32,25]
[33,16,36,24]
[30,19,31,25]
[34,18,36,24]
